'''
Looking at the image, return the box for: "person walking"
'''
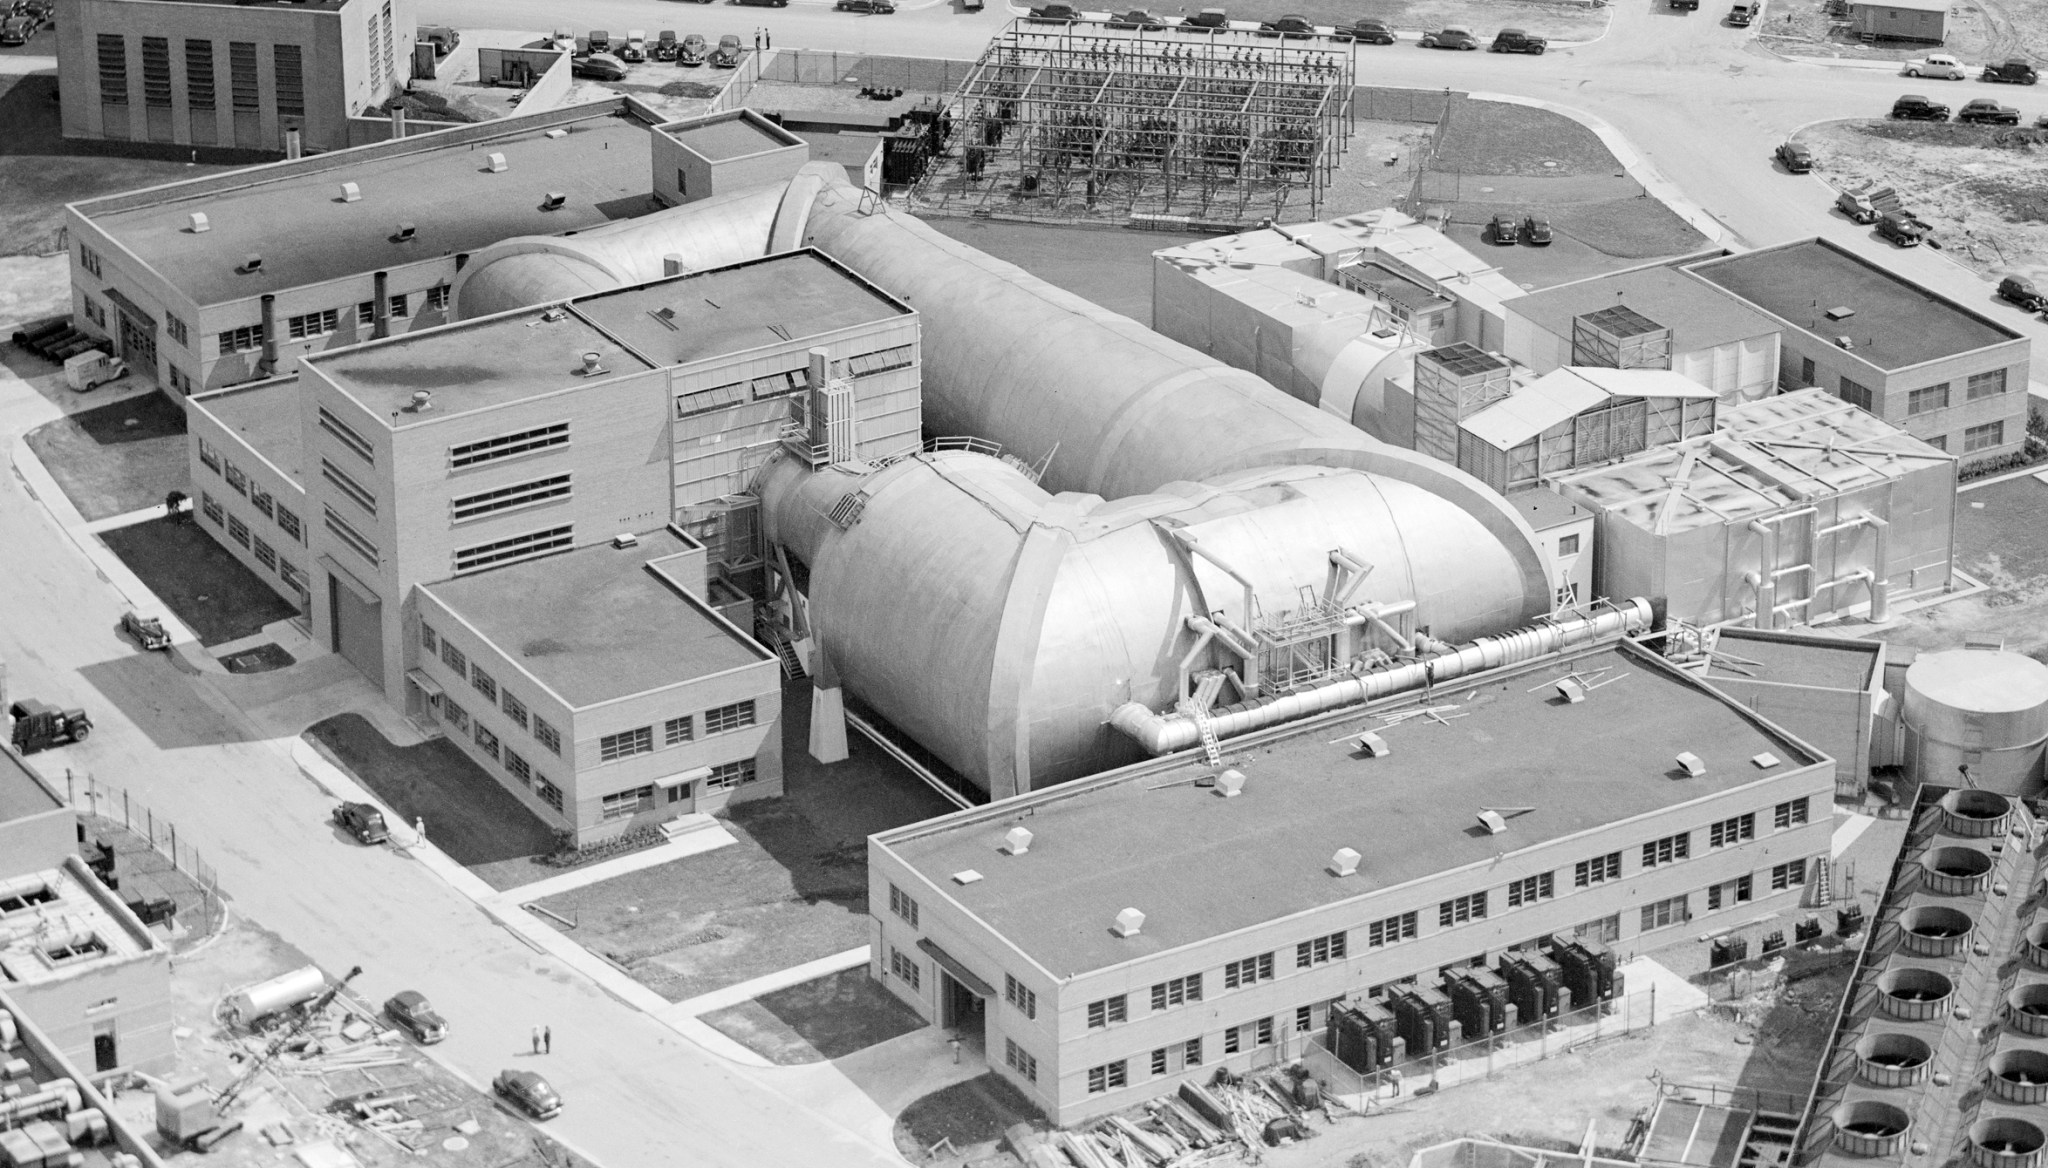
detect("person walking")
[531,1026,541,1055]
[543,1026,552,1054]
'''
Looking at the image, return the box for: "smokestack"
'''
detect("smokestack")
[258,294,279,375]
[284,128,303,160]
[373,270,391,340]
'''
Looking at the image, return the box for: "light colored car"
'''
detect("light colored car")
[1903,53,1966,79]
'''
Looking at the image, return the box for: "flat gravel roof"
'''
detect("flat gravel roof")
[195,377,304,478]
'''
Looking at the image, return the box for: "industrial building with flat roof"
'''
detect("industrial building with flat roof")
[1687,239,2029,463]
[869,637,1834,1124]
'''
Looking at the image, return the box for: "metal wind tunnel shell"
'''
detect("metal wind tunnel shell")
[757,451,1532,796]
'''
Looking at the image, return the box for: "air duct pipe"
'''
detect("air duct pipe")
[372,270,390,340]
[257,293,279,376]
[1107,598,1653,756]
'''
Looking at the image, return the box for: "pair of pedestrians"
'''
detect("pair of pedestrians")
[530,1025,553,1055]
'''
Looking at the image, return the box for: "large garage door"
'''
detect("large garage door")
[328,572,384,683]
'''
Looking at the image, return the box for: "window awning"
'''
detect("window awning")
[405,669,443,698]
[101,287,156,330]
[916,939,994,998]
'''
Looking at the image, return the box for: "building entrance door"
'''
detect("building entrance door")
[328,572,385,684]
[940,971,987,1034]
[93,1023,117,1072]
[117,310,158,374]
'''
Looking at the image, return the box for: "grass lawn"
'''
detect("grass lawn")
[1546,197,1705,259]
[24,390,189,521]
[893,1074,1045,1166]
[1433,96,1622,177]
[304,713,561,887]
[699,966,927,1064]
[99,516,299,645]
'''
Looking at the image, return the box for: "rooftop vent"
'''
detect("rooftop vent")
[1835,336,1854,350]
[1824,306,1856,321]
[1477,810,1508,835]
[579,352,607,377]
[1675,751,1706,778]
[1355,732,1390,758]
[1555,678,1587,704]
[1330,847,1361,877]
[1215,769,1246,798]
[541,192,568,211]
[1113,907,1145,938]
[394,221,417,242]
[240,253,264,273]
[187,212,210,233]
[485,152,507,173]
[544,128,569,140]
[539,307,568,323]
[1002,826,1033,856]
[339,181,361,203]
[952,870,983,885]
[1752,752,1780,769]
[611,532,639,549]
[407,390,433,413]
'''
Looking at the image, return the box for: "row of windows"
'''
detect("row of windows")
[1005,974,1038,1019]
[318,407,376,463]
[453,525,573,575]
[888,884,919,929]
[451,422,569,469]
[93,37,288,114]
[198,491,305,597]
[323,506,378,564]
[672,344,918,420]
[321,458,377,515]
[442,696,563,812]
[596,702,756,762]
[890,946,922,992]
[452,474,572,521]
[423,623,564,758]
[197,440,304,544]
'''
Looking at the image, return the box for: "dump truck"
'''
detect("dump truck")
[10,698,92,754]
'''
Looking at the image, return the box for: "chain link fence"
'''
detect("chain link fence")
[64,769,226,945]
[760,51,975,92]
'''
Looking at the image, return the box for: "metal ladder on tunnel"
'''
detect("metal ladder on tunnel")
[1809,856,1832,907]
[1187,671,1228,767]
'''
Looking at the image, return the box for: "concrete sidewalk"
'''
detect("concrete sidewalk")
[490,818,738,904]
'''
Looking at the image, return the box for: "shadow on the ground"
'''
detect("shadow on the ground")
[700,966,928,1065]
[893,1073,1045,1166]
[75,650,251,751]
[99,516,298,643]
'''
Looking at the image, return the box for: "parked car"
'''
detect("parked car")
[710,33,743,65]
[1998,275,2048,312]
[1834,189,1881,223]
[587,29,611,53]
[1981,58,2038,85]
[1418,26,1480,49]
[417,25,459,55]
[1107,9,1167,29]
[1180,8,1229,31]
[1521,213,1552,245]
[1258,14,1317,37]
[1875,209,1930,246]
[1490,28,1546,53]
[494,1070,562,1120]
[0,16,34,44]
[383,991,449,1044]
[1669,0,1699,10]
[1333,18,1395,43]
[679,33,709,64]
[1956,98,2021,124]
[619,30,647,62]
[1888,94,1949,120]
[1487,213,1520,245]
[120,611,172,651]
[1774,141,1813,172]
[332,802,390,845]
[733,0,790,7]
[1902,53,1966,79]
[1027,3,1080,20]
[1726,0,1759,24]
[572,53,627,80]
[834,0,896,12]
[654,30,678,60]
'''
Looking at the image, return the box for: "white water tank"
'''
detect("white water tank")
[1901,648,2048,796]
[222,965,326,1026]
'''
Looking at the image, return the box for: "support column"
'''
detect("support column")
[808,644,848,764]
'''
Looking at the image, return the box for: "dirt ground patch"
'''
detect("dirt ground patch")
[101,517,300,645]
[1755,0,2040,62]
[894,1073,1045,1168]
[304,713,561,887]
[24,388,188,520]
[698,966,927,1064]
[1876,474,2048,661]
[1791,119,2048,286]
[1433,96,1626,176]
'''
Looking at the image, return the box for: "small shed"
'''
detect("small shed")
[1845,0,1946,44]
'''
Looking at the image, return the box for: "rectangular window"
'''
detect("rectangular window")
[1641,894,1688,932]
[1967,369,2009,400]
[323,506,378,564]
[1557,533,1580,557]
[1708,813,1756,848]
[1151,1047,1168,1076]
[83,298,106,328]
[1255,1017,1275,1046]
[287,309,338,340]
[1151,974,1202,1011]
[219,325,265,353]
[184,40,214,109]
[600,785,652,821]
[598,726,654,762]
[1576,913,1621,944]
[252,536,276,569]
[703,759,756,790]
[274,44,304,117]
[441,698,469,733]
[1087,995,1127,1028]
[1965,421,2005,453]
[321,459,377,516]
[279,558,305,591]
[200,492,223,524]
[890,947,922,991]
[1839,377,1872,412]
[1926,435,1947,452]
[1439,892,1488,927]
[223,461,248,495]
[505,749,531,785]
[167,313,190,346]
[440,640,467,675]
[420,623,438,653]
[475,723,500,762]
[1224,1025,1242,1056]
[97,35,128,104]
[197,438,220,472]
[1086,1061,1127,1095]
[533,717,561,755]
[1367,911,1417,947]
[1223,953,1274,989]
[249,485,273,519]
[1296,1005,1314,1033]
[389,292,409,318]
[449,423,570,468]
[470,665,497,703]
[502,690,528,732]
[888,884,919,929]
[1575,851,1622,886]
[1185,1037,1203,1066]
[1004,1039,1037,1083]
[844,344,917,378]
[426,284,451,311]
[276,505,303,542]
[1774,798,1809,830]
[141,37,171,108]
[1004,974,1037,1019]
[676,383,749,419]
[229,41,258,110]
[451,474,573,521]
[1707,874,1754,911]
[1907,384,1949,415]
[356,294,408,324]
[226,514,250,547]
[78,244,103,279]
[317,407,376,463]
[1295,931,1347,967]
[664,716,694,745]
[1506,872,1554,907]
[1770,859,1808,890]
[704,701,757,735]
[1642,833,1690,867]
[535,777,563,812]
[454,526,573,574]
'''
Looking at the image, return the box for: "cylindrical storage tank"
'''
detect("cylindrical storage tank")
[1901,905,1975,957]
[1942,789,2014,838]
[2025,921,2048,969]
[1989,1049,2048,1104]
[1923,846,1995,895]
[1853,1032,1932,1088]
[1832,1101,1911,1157]
[1877,968,1954,1021]
[1902,649,2048,797]
[2010,983,2048,1036]
[223,965,325,1026]
[1969,1118,2047,1168]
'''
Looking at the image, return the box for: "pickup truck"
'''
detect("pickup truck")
[1876,210,1930,247]
[1490,28,1547,53]
[1727,0,1759,24]
[1418,26,1480,48]
[1889,94,1950,120]
[1957,98,2021,124]
[1981,58,2038,85]
[1903,53,1966,79]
